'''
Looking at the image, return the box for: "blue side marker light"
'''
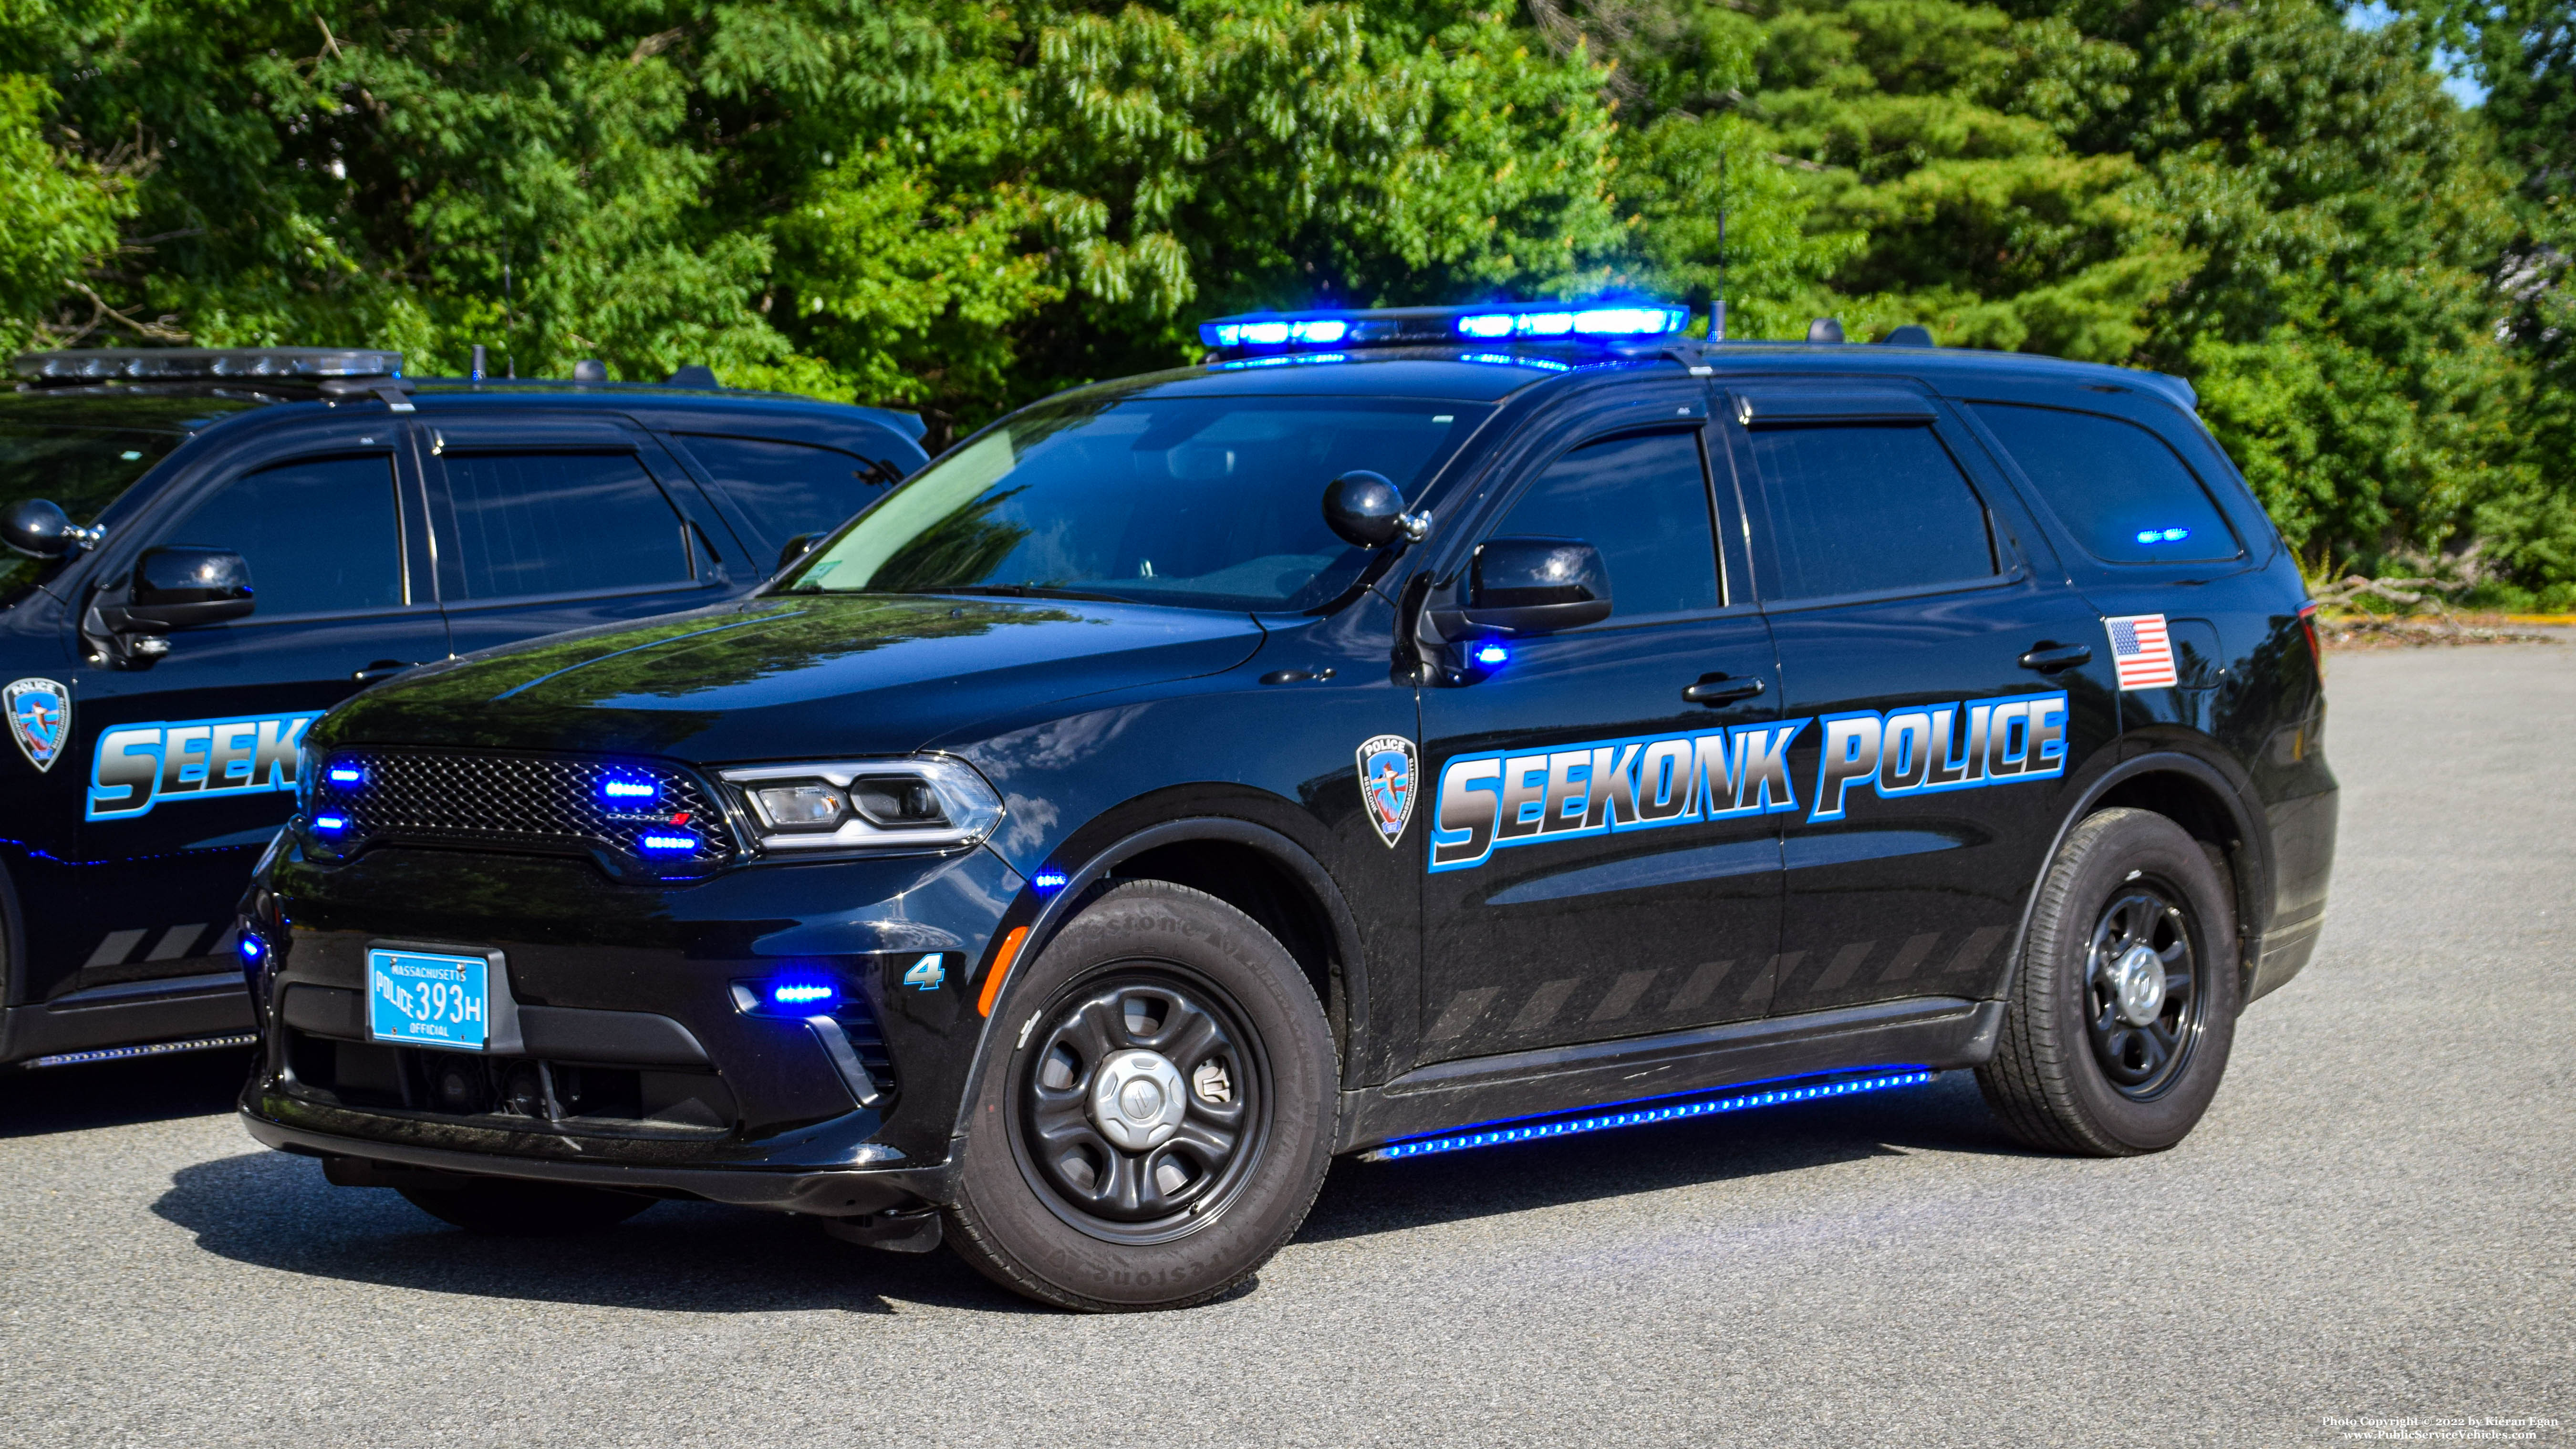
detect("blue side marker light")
[238,934,265,969]
[1032,870,1069,893]
[637,832,699,853]
[770,982,836,1006]
[326,765,365,786]
[312,815,348,833]
[2136,527,2192,544]
[1473,643,1510,667]
[1361,1068,1937,1161]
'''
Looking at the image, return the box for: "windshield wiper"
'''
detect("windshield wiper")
[931,584,1132,603]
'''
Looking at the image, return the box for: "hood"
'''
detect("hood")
[318,596,1267,761]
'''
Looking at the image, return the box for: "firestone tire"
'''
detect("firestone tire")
[1976,807,2241,1156]
[397,1180,654,1235]
[945,880,1338,1312]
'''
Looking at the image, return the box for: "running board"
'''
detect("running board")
[1335,995,2004,1154]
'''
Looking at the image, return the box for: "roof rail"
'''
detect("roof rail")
[10,347,403,384]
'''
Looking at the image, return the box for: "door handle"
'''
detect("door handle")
[1682,673,1766,706]
[352,660,421,683]
[2018,642,2093,672]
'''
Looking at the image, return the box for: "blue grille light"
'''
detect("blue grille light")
[637,832,699,853]
[1361,1069,1938,1161]
[1032,870,1069,893]
[599,774,660,805]
[770,981,836,1006]
[1473,642,1510,667]
[325,765,365,787]
[312,815,348,833]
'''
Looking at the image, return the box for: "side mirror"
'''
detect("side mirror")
[776,532,821,574]
[1462,537,1612,635]
[1323,470,1425,549]
[1,499,84,559]
[123,547,256,631]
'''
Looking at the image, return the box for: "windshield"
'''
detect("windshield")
[0,394,249,604]
[780,395,1491,611]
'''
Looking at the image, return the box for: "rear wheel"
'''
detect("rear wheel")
[1976,807,2240,1156]
[397,1179,654,1235]
[945,880,1337,1311]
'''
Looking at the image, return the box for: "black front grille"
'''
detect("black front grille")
[313,750,735,869]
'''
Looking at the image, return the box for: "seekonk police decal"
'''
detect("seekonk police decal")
[1356,734,1419,847]
[86,710,320,820]
[5,677,69,773]
[1429,691,2071,872]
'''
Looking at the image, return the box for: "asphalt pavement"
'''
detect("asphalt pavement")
[2,641,2568,1448]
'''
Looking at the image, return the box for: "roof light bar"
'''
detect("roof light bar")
[1360,1067,1937,1161]
[11,347,405,383]
[1198,301,1689,354]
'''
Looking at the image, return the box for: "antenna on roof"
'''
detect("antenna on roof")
[1712,150,1728,342]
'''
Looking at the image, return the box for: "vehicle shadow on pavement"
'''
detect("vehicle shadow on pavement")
[152,1149,1042,1316]
[0,1049,253,1138]
[1298,1071,2032,1243]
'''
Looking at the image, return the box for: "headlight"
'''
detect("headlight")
[720,755,1003,853]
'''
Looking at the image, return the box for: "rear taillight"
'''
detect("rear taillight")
[2298,601,2321,662]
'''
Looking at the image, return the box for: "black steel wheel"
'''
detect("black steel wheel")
[1013,973,1267,1242]
[945,880,1337,1311]
[2082,886,2204,1099]
[1977,807,2241,1156]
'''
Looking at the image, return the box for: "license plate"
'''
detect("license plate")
[366,947,491,1050]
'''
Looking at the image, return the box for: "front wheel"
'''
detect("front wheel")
[945,880,1337,1311]
[1976,807,2241,1156]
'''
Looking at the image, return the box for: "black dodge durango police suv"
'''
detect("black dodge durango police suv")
[0,349,925,1070]
[234,302,2338,1311]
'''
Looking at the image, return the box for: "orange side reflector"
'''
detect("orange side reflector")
[977,926,1030,1018]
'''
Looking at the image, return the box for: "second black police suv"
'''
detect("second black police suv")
[235,302,2338,1312]
[0,348,926,1071]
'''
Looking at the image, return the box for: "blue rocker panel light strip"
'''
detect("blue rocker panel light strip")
[1361,1067,1939,1162]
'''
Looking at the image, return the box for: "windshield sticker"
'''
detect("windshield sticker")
[1357,734,1420,848]
[6,678,69,773]
[86,711,320,821]
[1427,690,2071,872]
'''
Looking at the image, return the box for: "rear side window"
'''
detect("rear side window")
[164,454,403,616]
[1746,424,1995,601]
[1970,404,2240,563]
[678,435,887,549]
[1495,430,1721,619]
[439,452,694,600]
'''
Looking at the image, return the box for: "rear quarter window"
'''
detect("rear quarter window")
[676,435,889,551]
[1970,403,2241,564]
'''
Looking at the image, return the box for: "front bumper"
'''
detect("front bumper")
[240,842,1032,1200]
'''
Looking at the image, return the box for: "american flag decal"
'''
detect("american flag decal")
[2105,613,2178,690]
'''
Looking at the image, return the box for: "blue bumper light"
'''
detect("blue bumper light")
[1361,1068,1938,1161]
[770,982,836,1006]
[637,832,699,854]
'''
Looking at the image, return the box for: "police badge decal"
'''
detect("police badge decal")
[6,678,69,773]
[1354,734,1418,848]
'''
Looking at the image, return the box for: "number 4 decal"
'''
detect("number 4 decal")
[902,953,946,991]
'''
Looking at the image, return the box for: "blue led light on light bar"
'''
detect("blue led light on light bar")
[2135,527,2192,544]
[1032,870,1069,892]
[771,982,836,1005]
[1197,300,1689,354]
[325,764,365,786]
[1209,352,1349,371]
[637,832,699,853]
[1360,1068,1938,1161]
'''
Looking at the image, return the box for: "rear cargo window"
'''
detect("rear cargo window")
[676,434,887,551]
[1970,404,2241,564]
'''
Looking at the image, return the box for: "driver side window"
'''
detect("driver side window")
[163,453,405,617]
[1494,429,1722,620]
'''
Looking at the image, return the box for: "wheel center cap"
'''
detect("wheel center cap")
[1090,1048,1188,1152]
[2107,943,2168,1026]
